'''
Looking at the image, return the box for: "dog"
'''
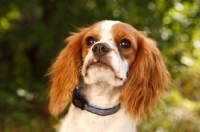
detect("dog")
[47,20,171,132]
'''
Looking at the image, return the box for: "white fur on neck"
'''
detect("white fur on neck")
[82,83,120,109]
[58,83,137,132]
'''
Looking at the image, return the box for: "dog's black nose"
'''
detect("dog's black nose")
[92,43,110,56]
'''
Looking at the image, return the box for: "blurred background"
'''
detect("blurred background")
[0,0,200,131]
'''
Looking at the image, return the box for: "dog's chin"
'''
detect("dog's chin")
[83,63,125,87]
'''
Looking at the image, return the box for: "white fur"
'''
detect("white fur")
[58,84,137,132]
[99,20,119,42]
[58,20,136,132]
[59,106,136,132]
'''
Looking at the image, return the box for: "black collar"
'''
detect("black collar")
[72,86,120,116]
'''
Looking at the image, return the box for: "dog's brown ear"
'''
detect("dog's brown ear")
[47,29,88,116]
[120,31,171,120]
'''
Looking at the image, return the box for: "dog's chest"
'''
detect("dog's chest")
[58,105,137,132]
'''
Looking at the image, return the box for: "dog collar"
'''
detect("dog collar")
[72,86,120,116]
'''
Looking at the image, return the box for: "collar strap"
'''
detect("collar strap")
[72,86,120,116]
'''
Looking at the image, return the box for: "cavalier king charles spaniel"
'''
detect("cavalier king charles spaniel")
[47,20,171,132]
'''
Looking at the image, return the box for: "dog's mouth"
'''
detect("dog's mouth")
[85,60,123,81]
[86,61,112,70]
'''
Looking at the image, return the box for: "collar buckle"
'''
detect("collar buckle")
[72,86,86,110]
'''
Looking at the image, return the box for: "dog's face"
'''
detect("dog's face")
[47,20,171,119]
[82,21,137,86]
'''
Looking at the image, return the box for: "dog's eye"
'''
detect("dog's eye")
[86,37,96,46]
[119,39,131,48]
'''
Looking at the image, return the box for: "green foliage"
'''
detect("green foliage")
[0,0,200,131]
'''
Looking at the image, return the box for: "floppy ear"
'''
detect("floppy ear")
[120,32,171,120]
[47,30,86,116]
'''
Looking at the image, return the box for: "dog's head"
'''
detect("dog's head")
[47,20,171,119]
